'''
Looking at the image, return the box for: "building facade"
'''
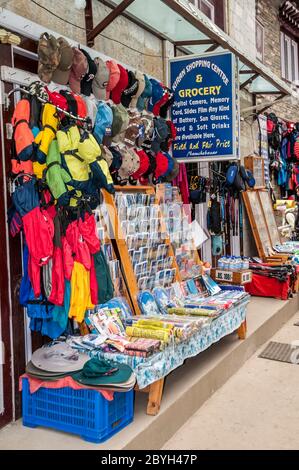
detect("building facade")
[0,0,298,426]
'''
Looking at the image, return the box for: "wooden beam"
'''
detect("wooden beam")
[174,39,214,46]
[240,72,259,90]
[87,0,136,42]
[85,0,94,47]
[160,0,291,96]
[98,0,165,40]
[205,43,219,53]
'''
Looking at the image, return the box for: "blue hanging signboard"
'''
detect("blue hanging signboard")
[169,51,239,162]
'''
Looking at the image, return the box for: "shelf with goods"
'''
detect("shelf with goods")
[155,183,204,282]
[101,185,182,316]
[100,185,182,415]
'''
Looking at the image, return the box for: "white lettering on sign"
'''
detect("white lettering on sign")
[215,270,233,282]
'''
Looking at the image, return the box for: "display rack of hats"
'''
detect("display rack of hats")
[101,185,182,315]
[7,30,180,337]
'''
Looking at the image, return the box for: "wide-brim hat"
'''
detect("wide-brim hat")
[26,360,71,380]
[31,343,90,373]
[72,358,133,386]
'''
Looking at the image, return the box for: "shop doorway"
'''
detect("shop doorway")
[0,40,41,427]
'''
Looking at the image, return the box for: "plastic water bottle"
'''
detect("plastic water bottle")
[229,257,235,270]
[218,257,224,269]
[242,257,249,270]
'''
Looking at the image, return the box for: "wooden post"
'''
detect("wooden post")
[237,320,247,340]
[146,378,165,416]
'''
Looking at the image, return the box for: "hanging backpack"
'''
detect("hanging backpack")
[207,198,222,235]
[267,113,281,150]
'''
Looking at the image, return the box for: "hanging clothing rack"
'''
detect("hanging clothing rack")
[6,86,90,123]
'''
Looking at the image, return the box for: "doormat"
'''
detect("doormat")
[259,341,299,365]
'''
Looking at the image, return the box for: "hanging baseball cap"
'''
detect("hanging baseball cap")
[137,74,152,111]
[92,57,109,101]
[124,109,142,148]
[93,101,113,145]
[38,32,61,83]
[130,149,150,182]
[141,150,157,182]
[83,95,98,126]
[155,152,169,180]
[118,147,140,181]
[69,47,88,94]
[159,89,175,119]
[130,70,145,108]
[147,79,164,113]
[101,145,114,168]
[52,37,74,85]
[153,87,170,117]
[111,64,129,104]
[164,157,179,182]
[111,104,128,137]
[106,59,121,100]
[121,71,139,108]
[151,117,170,153]
[80,49,97,96]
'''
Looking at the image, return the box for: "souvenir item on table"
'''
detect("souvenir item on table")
[137,291,161,316]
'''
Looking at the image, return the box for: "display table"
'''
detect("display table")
[93,296,249,415]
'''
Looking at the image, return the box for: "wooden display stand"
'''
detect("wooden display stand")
[244,155,265,189]
[101,185,247,416]
[101,186,181,415]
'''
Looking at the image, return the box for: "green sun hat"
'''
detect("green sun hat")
[71,358,133,386]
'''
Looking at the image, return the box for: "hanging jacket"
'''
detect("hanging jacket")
[11,98,35,162]
[77,133,115,193]
[48,214,65,306]
[57,125,90,191]
[35,103,59,164]
[46,140,73,206]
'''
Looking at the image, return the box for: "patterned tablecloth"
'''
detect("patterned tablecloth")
[92,298,249,389]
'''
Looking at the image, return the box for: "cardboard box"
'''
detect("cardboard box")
[211,268,252,285]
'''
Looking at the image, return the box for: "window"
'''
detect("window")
[189,0,215,23]
[281,31,299,84]
[188,0,225,30]
[256,21,264,62]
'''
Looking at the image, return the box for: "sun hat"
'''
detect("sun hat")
[130,70,145,108]
[80,49,97,96]
[31,342,90,373]
[26,360,70,380]
[121,70,139,108]
[69,47,88,94]
[106,59,121,100]
[38,32,61,83]
[92,57,109,101]
[72,358,133,386]
[111,64,129,104]
[52,37,74,85]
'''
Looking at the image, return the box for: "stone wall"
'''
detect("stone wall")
[257,0,299,122]
[5,0,164,79]
[228,0,256,58]
[92,2,164,80]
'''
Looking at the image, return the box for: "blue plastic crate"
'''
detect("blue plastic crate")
[22,378,134,443]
